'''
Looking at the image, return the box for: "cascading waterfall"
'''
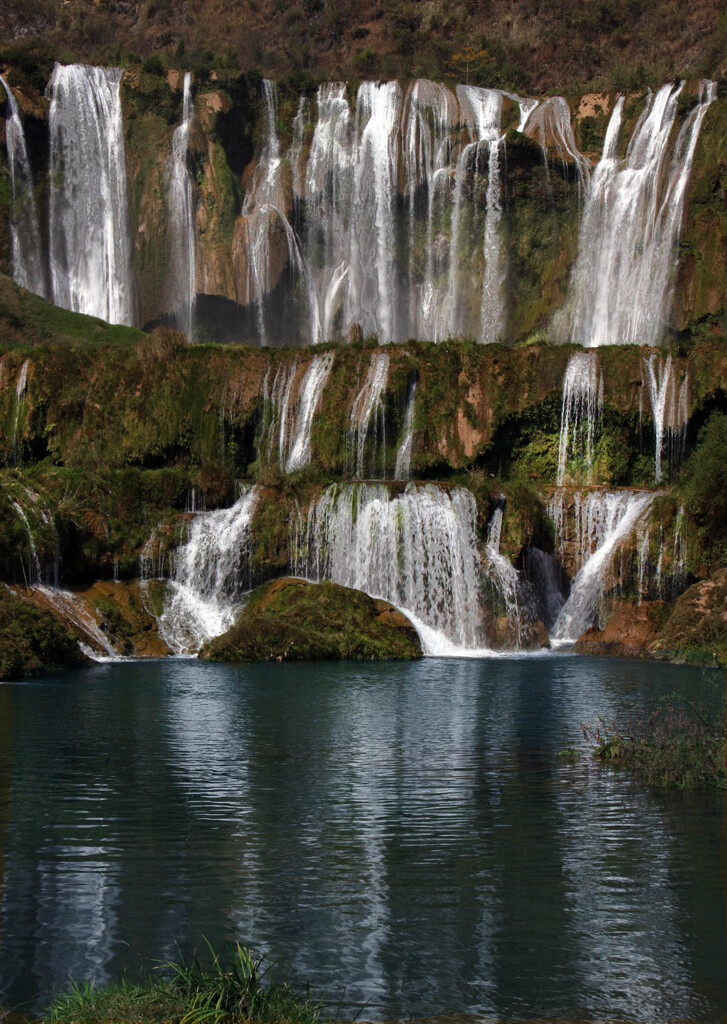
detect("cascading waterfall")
[348,351,389,477]
[48,63,135,326]
[561,81,716,348]
[556,350,602,485]
[484,498,523,640]
[394,377,417,481]
[168,72,196,339]
[519,96,590,197]
[445,86,506,342]
[402,80,458,336]
[346,81,403,341]
[303,83,355,341]
[644,353,688,482]
[12,359,29,464]
[284,352,335,473]
[236,78,564,345]
[12,500,41,585]
[0,76,46,297]
[292,483,485,652]
[157,485,260,653]
[550,489,657,643]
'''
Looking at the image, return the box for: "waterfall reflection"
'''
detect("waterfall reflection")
[0,659,724,1019]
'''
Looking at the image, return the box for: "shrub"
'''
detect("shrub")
[583,698,726,790]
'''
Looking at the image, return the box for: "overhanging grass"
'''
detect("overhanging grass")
[45,944,327,1024]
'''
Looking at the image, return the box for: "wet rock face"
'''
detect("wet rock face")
[574,600,667,659]
[200,576,423,663]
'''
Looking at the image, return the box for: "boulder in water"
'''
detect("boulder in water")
[200,577,422,663]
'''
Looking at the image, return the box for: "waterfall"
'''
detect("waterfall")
[48,63,135,326]
[241,79,286,344]
[550,489,656,643]
[443,86,506,342]
[168,72,196,340]
[157,486,260,653]
[292,483,485,651]
[348,351,389,478]
[643,353,688,482]
[284,352,335,473]
[12,359,29,464]
[484,499,523,640]
[0,76,46,297]
[394,377,417,480]
[12,500,41,585]
[346,81,403,341]
[562,82,716,348]
[402,80,458,336]
[520,96,590,196]
[304,83,355,340]
[556,350,602,485]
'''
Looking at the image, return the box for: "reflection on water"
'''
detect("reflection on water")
[0,656,724,1020]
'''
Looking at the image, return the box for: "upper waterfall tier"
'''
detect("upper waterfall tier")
[48,63,135,327]
[556,81,716,348]
[2,68,719,347]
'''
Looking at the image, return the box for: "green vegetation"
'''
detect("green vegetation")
[200,577,422,662]
[0,586,85,680]
[46,944,325,1024]
[681,412,727,568]
[583,698,726,789]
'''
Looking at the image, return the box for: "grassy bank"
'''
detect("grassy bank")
[44,945,326,1024]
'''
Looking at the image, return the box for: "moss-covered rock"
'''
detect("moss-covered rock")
[0,585,87,679]
[651,568,727,665]
[200,576,422,663]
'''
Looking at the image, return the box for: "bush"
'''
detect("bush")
[682,412,727,564]
[583,698,726,790]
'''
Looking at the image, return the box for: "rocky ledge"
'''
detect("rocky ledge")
[575,568,727,666]
[200,577,423,663]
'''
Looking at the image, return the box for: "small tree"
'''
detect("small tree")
[449,45,494,85]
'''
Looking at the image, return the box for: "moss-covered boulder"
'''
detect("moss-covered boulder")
[0,586,87,680]
[651,569,727,666]
[200,577,423,663]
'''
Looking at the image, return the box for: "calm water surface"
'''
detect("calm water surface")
[0,655,725,1021]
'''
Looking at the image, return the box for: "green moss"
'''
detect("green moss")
[200,576,423,662]
[0,586,86,680]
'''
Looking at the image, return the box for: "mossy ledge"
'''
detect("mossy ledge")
[200,577,423,663]
[0,585,87,680]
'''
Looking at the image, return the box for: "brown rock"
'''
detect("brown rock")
[652,569,727,665]
[574,599,668,659]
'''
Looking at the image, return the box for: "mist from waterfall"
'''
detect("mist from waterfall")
[560,81,716,348]
[1,76,46,298]
[169,72,196,339]
[48,63,135,326]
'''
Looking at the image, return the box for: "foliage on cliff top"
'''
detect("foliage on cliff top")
[0,0,724,95]
[200,576,423,663]
[0,585,86,680]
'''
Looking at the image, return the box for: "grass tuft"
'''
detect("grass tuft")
[45,944,325,1024]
